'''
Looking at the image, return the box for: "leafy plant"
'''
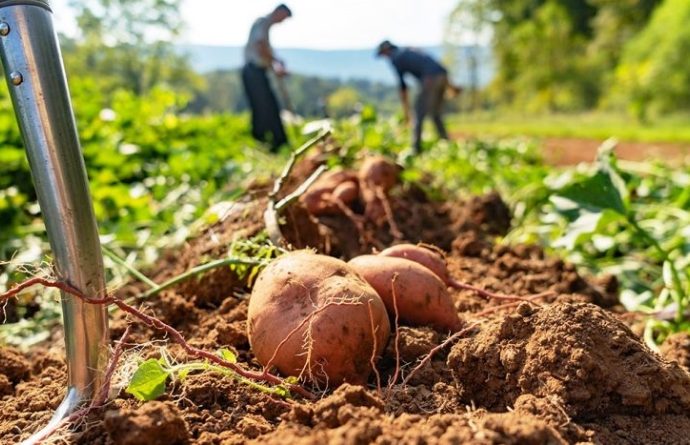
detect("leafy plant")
[126,349,296,401]
[508,140,690,344]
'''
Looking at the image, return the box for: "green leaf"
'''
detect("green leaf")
[554,210,623,251]
[556,170,627,215]
[553,212,604,250]
[126,359,169,401]
[219,348,237,363]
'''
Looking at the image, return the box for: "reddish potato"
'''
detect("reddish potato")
[247,251,390,386]
[300,170,359,216]
[348,255,463,333]
[378,244,456,288]
[358,156,399,225]
[358,156,399,192]
[332,180,359,204]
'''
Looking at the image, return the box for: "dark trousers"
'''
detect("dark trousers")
[413,73,449,151]
[241,63,288,151]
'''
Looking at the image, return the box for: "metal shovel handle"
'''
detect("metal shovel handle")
[0,0,109,441]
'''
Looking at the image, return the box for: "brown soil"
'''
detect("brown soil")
[661,333,690,373]
[454,132,690,166]
[542,138,689,166]
[2,155,690,444]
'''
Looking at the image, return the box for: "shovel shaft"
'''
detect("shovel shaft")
[0,0,109,437]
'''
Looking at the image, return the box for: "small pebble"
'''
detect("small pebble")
[516,302,535,317]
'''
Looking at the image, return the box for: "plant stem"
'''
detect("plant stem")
[627,215,686,322]
[274,164,328,211]
[269,128,331,199]
[138,257,267,300]
[102,246,158,289]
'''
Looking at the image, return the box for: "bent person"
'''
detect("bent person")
[376,40,450,152]
[242,4,292,151]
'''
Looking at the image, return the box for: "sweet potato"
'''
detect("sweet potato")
[348,255,463,333]
[300,170,359,216]
[378,244,456,288]
[247,251,390,386]
[332,180,359,204]
[358,156,399,192]
[358,156,400,226]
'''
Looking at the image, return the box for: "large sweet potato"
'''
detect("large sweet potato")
[247,251,390,386]
[348,255,463,333]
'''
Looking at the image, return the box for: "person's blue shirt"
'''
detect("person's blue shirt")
[390,47,447,92]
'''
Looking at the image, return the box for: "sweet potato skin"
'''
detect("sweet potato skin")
[358,156,399,224]
[332,180,359,204]
[378,244,454,287]
[348,255,463,333]
[358,156,399,192]
[247,251,390,386]
[300,170,359,216]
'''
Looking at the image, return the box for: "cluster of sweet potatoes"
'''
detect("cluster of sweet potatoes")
[246,244,462,386]
[299,155,400,226]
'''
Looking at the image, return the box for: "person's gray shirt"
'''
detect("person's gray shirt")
[390,47,447,91]
[244,16,271,68]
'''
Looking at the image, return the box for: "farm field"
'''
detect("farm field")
[3,0,690,442]
[2,114,690,443]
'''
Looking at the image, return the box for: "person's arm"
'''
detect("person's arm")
[256,39,274,66]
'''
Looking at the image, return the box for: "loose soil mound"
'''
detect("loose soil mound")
[448,302,690,417]
[1,155,689,444]
[661,332,690,374]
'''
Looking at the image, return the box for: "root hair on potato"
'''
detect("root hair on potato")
[387,273,402,397]
[375,186,403,239]
[367,300,383,396]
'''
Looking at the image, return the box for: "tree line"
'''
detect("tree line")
[449,0,689,119]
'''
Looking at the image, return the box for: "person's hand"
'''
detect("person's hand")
[273,60,288,77]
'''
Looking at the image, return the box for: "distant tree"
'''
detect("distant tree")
[445,0,494,110]
[586,0,661,107]
[612,0,690,119]
[326,87,361,118]
[62,0,201,97]
[448,0,662,112]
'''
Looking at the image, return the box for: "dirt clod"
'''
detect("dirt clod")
[104,401,190,445]
[660,332,690,374]
[0,346,31,384]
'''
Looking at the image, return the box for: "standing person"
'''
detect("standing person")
[242,4,292,151]
[376,40,450,152]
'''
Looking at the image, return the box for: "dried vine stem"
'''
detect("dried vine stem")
[0,277,315,400]
[264,129,331,245]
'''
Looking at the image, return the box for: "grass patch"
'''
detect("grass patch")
[449,111,690,144]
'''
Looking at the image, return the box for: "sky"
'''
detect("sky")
[50,0,460,49]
